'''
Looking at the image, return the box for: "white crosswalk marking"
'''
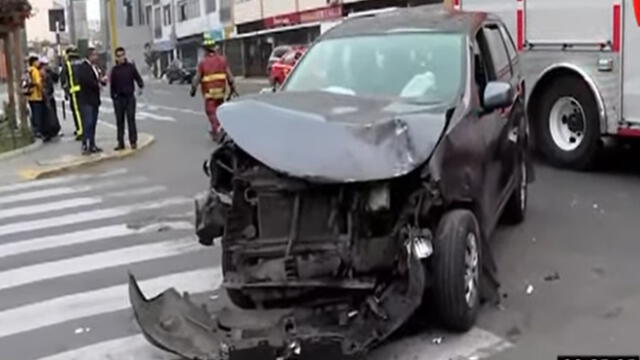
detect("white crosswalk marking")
[36,335,175,360]
[0,267,222,339]
[0,238,202,291]
[0,168,512,360]
[0,197,191,237]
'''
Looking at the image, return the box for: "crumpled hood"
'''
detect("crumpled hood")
[217,91,449,182]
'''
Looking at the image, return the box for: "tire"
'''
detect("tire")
[502,148,528,224]
[536,76,600,170]
[431,209,482,332]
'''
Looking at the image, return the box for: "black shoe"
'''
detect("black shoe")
[114,144,125,151]
[90,146,103,153]
[131,143,137,150]
[81,145,90,155]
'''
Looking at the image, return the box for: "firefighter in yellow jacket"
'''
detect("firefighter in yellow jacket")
[60,46,84,140]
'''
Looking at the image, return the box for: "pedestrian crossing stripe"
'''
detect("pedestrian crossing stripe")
[0,267,222,339]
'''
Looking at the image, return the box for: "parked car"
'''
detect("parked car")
[266,45,293,76]
[130,5,531,360]
[268,45,306,87]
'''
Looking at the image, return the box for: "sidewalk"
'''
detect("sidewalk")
[0,105,154,183]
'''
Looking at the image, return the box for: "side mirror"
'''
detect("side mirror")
[483,81,514,111]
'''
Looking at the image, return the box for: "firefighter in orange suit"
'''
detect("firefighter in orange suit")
[190,33,237,141]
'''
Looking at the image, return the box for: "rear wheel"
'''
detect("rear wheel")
[431,210,482,332]
[536,76,600,169]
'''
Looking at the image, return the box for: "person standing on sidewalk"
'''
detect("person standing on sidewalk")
[110,47,144,151]
[76,48,107,154]
[60,47,84,141]
[39,57,61,140]
[26,56,45,138]
[190,33,237,142]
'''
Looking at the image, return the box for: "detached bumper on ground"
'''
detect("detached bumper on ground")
[129,249,426,360]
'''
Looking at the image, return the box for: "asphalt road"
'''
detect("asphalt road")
[1,79,640,359]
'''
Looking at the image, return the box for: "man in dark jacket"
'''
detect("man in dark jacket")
[39,57,60,140]
[76,47,107,154]
[110,47,144,150]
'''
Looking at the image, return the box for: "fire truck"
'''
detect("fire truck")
[456,0,640,169]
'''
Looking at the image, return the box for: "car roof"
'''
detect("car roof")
[324,5,497,39]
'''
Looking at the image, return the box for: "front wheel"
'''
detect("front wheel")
[431,209,482,332]
[536,76,600,170]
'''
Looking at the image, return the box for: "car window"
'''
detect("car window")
[272,46,290,58]
[499,24,518,62]
[284,33,464,104]
[282,51,297,65]
[474,31,493,106]
[483,25,512,78]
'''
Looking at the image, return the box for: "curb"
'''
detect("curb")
[17,133,155,181]
[0,139,43,161]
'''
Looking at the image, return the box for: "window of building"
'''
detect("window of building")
[145,5,152,27]
[137,0,145,25]
[124,0,134,27]
[178,0,201,21]
[205,0,216,13]
[163,5,172,26]
[154,7,162,38]
[220,0,231,22]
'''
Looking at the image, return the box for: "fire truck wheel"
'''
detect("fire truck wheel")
[537,76,600,169]
[431,209,481,332]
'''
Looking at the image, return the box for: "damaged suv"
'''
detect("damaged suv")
[130,5,531,360]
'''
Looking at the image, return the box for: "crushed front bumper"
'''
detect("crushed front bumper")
[128,254,426,360]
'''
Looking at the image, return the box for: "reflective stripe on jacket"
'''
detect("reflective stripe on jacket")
[198,54,228,100]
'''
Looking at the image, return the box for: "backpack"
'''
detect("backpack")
[21,69,34,96]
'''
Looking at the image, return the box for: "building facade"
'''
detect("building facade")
[228,0,444,77]
[25,0,66,44]
[107,0,154,70]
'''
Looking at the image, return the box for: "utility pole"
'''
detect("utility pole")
[68,0,76,45]
[108,0,118,53]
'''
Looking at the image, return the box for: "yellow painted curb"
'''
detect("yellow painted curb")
[17,134,155,181]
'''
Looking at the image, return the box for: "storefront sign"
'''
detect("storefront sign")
[264,4,343,28]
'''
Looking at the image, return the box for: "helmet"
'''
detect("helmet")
[202,33,216,49]
[65,46,80,58]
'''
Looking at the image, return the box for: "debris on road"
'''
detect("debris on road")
[593,203,599,209]
[431,336,443,345]
[209,294,219,301]
[543,272,560,282]
[525,284,534,295]
[73,327,90,334]
[603,306,623,319]
[592,266,606,278]
[506,326,522,341]
[532,237,537,243]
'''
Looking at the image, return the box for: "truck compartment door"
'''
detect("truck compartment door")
[623,0,640,124]
[525,0,616,45]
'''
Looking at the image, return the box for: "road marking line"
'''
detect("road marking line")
[0,176,145,205]
[0,185,166,222]
[0,267,222,339]
[0,197,101,221]
[0,168,127,194]
[368,327,513,360]
[138,111,176,122]
[0,197,192,237]
[0,221,193,259]
[36,334,175,360]
[0,237,201,291]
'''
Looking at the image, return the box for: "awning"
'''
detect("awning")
[233,22,321,40]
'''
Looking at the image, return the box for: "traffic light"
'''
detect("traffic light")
[48,9,66,32]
